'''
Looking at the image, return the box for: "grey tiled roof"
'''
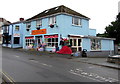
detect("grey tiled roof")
[26,5,89,21]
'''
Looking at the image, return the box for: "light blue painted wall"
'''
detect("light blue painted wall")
[101,40,114,50]
[57,14,90,37]
[9,23,25,48]
[89,29,96,36]
[82,38,91,51]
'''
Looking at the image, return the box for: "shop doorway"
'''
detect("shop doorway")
[36,36,42,47]
[69,38,82,52]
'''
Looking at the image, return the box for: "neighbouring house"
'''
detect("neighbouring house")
[2,5,115,57]
[0,18,10,44]
[2,18,24,48]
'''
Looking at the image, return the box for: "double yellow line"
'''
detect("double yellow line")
[2,71,16,84]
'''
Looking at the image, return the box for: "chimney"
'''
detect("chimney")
[19,18,24,21]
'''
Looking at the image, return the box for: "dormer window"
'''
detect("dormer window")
[45,10,49,13]
[72,17,81,26]
[49,16,56,25]
[26,22,31,31]
[55,7,59,10]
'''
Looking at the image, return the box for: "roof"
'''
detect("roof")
[68,34,116,40]
[26,5,90,21]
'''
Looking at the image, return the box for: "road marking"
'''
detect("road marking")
[2,71,16,83]
[40,63,52,67]
[69,71,102,82]
[14,55,20,58]
[69,68,119,82]
[29,59,52,67]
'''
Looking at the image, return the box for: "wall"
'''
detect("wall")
[9,23,24,48]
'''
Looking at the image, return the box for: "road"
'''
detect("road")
[1,46,119,83]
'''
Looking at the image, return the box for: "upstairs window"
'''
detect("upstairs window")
[49,16,56,25]
[26,22,31,30]
[3,26,9,33]
[15,25,19,31]
[36,19,42,27]
[72,17,81,26]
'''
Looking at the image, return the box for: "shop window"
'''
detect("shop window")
[25,39,34,46]
[14,37,20,44]
[44,35,58,47]
[72,17,81,26]
[91,39,101,50]
[15,25,19,31]
[49,16,56,25]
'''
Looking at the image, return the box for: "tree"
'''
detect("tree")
[98,13,120,44]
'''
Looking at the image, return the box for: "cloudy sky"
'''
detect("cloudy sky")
[0,0,119,33]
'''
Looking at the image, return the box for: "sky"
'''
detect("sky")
[0,0,119,33]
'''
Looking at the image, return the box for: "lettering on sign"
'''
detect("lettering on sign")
[31,29,47,35]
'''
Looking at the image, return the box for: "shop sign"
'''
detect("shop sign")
[25,36,34,39]
[31,29,47,35]
[44,35,58,38]
[14,33,20,37]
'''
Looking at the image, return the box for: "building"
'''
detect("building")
[2,5,115,57]
[0,18,10,44]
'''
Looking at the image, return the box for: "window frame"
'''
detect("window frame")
[49,16,56,25]
[72,17,82,26]
[26,22,31,29]
[44,37,58,47]
[25,39,34,46]
[36,19,42,27]
[15,25,20,31]
[14,37,20,44]
[91,39,101,51]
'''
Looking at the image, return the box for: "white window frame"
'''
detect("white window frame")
[15,25,19,31]
[49,16,56,25]
[36,19,42,27]
[26,22,31,29]
[44,37,58,47]
[26,39,34,46]
[69,38,82,51]
[91,39,101,50]
[72,17,81,26]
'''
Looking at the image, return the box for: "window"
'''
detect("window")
[25,37,34,46]
[70,38,81,47]
[49,16,56,25]
[14,37,20,44]
[36,19,42,27]
[72,17,81,26]
[3,26,9,33]
[15,25,19,31]
[26,22,31,30]
[91,39,101,50]
[44,35,58,47]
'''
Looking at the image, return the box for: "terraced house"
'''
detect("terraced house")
[2,5,115,57]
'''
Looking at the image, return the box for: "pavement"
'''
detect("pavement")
[15,48,120,70]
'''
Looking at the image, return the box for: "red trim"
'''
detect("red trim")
[25,36,34,39]
[44,35,58,38]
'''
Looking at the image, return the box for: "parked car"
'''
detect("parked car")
[107,55,120,64]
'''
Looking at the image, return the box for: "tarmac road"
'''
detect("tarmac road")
[1,46,119,83]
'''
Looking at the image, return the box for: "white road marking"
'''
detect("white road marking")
[69,68,119,82]
[29,59,52,67]
[69,71,102,82]
[13,55,20,58]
